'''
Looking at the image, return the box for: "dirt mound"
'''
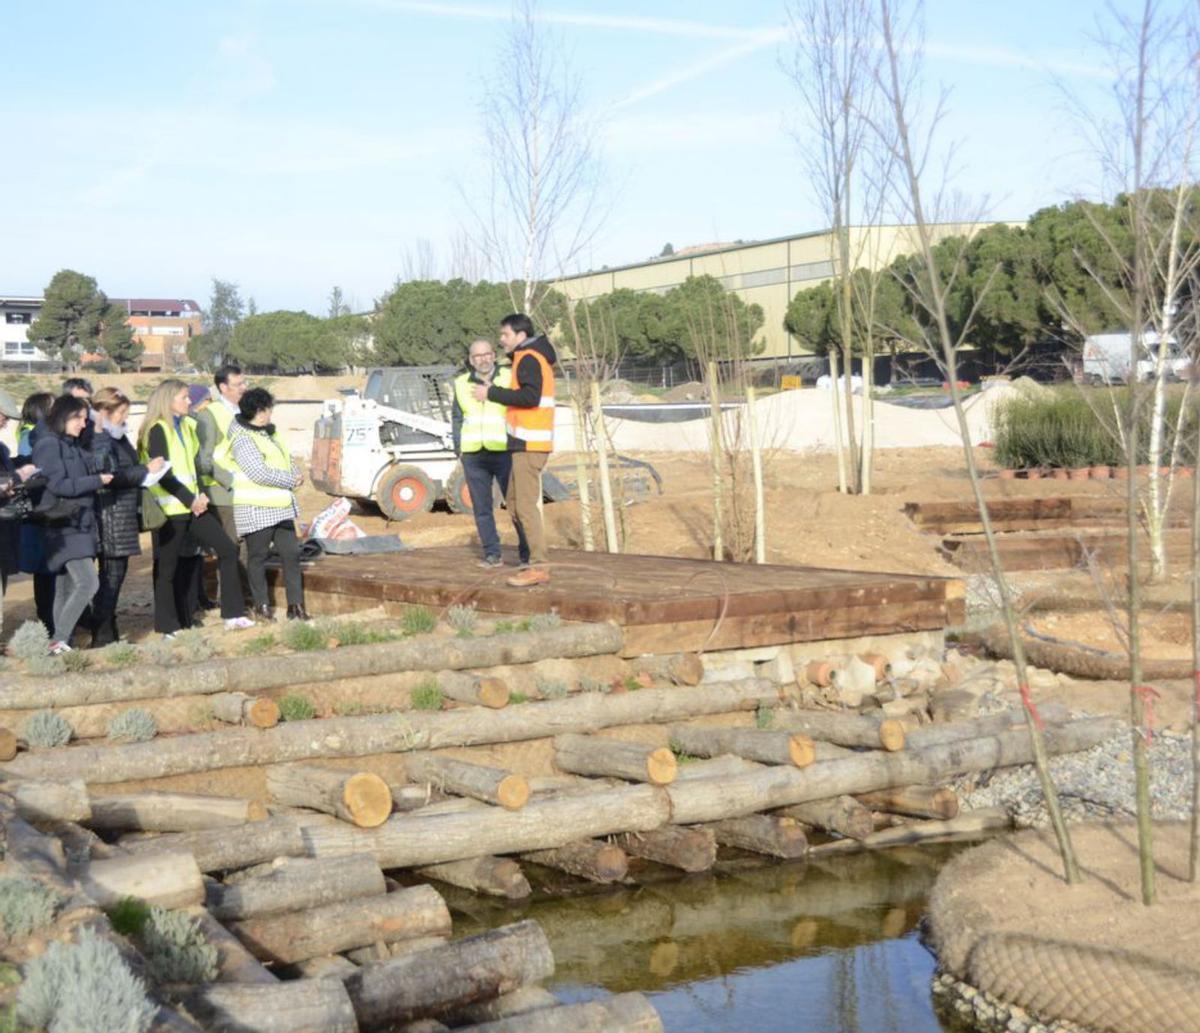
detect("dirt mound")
[662,381,706,403]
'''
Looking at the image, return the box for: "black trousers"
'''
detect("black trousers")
[244,520,303,609]
[91,555,128,645]
[151,513,242,633]
[33,572,55,634]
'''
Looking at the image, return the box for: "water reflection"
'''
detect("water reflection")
[448,845,966,1032]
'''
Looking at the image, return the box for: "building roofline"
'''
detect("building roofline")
[0,296,44,304]
[556,220,1012,282]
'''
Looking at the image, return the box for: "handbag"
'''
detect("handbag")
[140,488,167,532]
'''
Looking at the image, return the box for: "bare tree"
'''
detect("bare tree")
[786,0,890,495]
[474,0,604,322]
[872,0,1081,884]
[400,238,439,282]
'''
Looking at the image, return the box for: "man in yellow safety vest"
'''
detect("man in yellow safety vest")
[452,338,518,569]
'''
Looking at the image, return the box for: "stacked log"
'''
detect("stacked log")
[554,734,677,785]
[266,764,393,828]
[87,791,266,833]
[406,755,529,811]
[211,692,281,728]
[205,854,386,921]
[437,670,510,709]
[667,725,814,767]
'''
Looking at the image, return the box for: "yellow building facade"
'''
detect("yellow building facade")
[555,223,992,360]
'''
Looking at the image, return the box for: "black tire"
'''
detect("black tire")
[375,465,436,521]
[445,464,473,515]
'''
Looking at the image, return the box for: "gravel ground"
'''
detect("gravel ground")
[953,724,1196,827]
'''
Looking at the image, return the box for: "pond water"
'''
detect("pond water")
[450,844,969,1032]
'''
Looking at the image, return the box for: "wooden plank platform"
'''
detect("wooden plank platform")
[282,547,964,656]
[941,528,1192,572]
[905,495,1191,535]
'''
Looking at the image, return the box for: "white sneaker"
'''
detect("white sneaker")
[48,641,72,655]
[225,616,255,631]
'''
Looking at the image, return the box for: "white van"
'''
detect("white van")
[1081,331,1188,384]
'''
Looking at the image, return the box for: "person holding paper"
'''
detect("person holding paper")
[89,388,164,647]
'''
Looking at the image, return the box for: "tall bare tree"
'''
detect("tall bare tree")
[475,0,604,321]
[872,0,1081,884]
[786,0,889,495]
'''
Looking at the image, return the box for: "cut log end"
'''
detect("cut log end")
[247,697,281,729]
[0,727,17,761]
[342,772,394,828]
[646,747,678,786]
[786,733,815,768]
[879,719,906,752]
[477,678,510,709]
[496,774,531,811]
[671,653,705,686]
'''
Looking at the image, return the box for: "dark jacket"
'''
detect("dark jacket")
[30,431,103,572]
[16,426,48,575]
[92,429,148,557]
[485,335,557,452]
[0,442,16,578]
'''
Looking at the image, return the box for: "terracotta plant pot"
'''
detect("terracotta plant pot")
[1159,466,1172,477]
[1068,467,1091,481]
[1179,466,1194,478]
[1025,468,1042,481]
[857,652,891,682]
[1051,468,1070,480]
[1089,466,1111,480]
[1113,466,1129,480]
[997,468,1017,480]
[804,660,836,687]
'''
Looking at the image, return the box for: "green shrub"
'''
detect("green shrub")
[22,710,72,748]
[400,606,437,636]
[107,709,158,744]
[493,619,516,635]
[409,680,444,711]
[579,676,607,693]
[623,675,641,692]
[174,629,214,663]
[508,691,529,704]
[446,603,477,637]
[62,650,92,673]
[7,621,50,662]
[667,738,698,764]
[17,930,157,1033]
[103,643,140,668]
[241,633,276,656]
[107,897,151,937]
[320,620,392,646]
[281,621,328,652]
[139,906,218,984]
[333,700,368,716]
[25,652,66,677]
[278,694,316,721]
[535,678,569,700]
[0,877,61,937]
[142,638,175,665]
[756,706,775,729]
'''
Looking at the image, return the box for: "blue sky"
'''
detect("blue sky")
[0,1,1138,314]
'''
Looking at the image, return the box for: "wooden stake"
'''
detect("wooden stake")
[590,380,620,553]
[746,386,766,564]
[554,734,677,785]
[406,755,529,810]
[266,764,393,828]
[706,361,725,560]
[569,395,596,552]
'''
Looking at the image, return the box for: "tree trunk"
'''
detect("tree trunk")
[665,717,1119,825]
[591,380,620,553]
[437,671,510,709]
[415,857,532,900]
[614,826,716,872]
[4,679,777,785]
[211,692,281,728]
[406,755,529,810]
[69,850,205,909]
[266,764,393,828]
[342,920,555,1031]
[828,348,848,493]
[520,840,628,883]
[6,777,90,823]
[775,795,874,840]
[444,986,558,1027]
[554,734,677,785]
[186,907,278,984]
[455,993,662,1033]
[705,361,726,560]
[123,815,306,873]
[183,979,358,1033]
[768,710,905,751]
[87,791,266,833]
[627,653,704,686]
[569,397,596,552]
[855,785,958,820]
[305,784,672,869]
[807,806,1011,857]
[229,885,450,964]
[706,814,808,859]
[205,854,386,921]
[0,623,625,710]
[667,725,813,767]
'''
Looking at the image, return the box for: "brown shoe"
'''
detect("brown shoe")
[506,567,550,588]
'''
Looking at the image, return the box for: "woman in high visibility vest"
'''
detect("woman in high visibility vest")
[137,380,253,637]
[227,387,308,621]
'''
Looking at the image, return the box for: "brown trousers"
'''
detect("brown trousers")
[506,451,548,565]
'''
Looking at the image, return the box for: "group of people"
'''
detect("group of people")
[0,365,309,653]
[451,313,558,588]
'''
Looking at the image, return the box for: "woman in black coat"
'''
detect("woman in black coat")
[30,395,114,654]
[90,388,163,646]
